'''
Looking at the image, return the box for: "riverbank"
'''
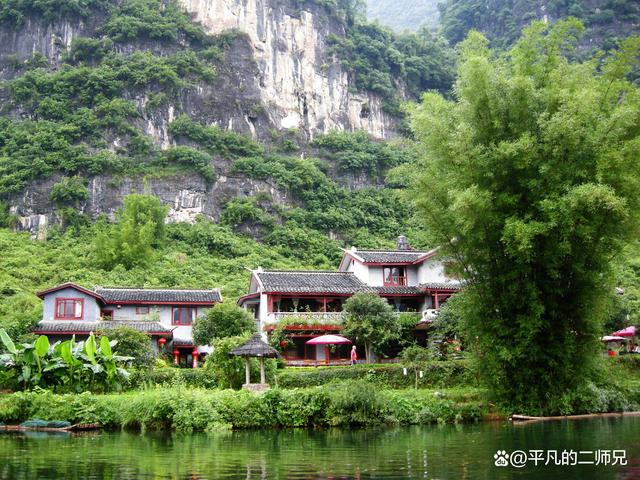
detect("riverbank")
[0,382,492,431]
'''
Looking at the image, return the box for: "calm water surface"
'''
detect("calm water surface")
[1,418,639,479]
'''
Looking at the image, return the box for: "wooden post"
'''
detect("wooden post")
[260,357,266,384]
[245,358,251,385]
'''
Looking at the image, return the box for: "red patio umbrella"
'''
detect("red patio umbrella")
[611,326,636,337]
[306,334,352,345]
[306,335,352,365]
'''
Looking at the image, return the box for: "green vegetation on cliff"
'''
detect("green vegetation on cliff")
[438,0,640,50]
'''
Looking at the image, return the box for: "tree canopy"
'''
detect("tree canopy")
[410,19,640,413]
[93,194,168,269]
[192,303,256,345]
[343,292,400,362]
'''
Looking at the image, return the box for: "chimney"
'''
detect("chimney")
[397,235,409,250]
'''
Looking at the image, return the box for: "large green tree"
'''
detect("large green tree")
[410,20,640,413]
[343,292,400,362]
[93,194,168,269]
[192,303,256,345]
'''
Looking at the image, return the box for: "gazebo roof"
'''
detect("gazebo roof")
[229,333,279,358]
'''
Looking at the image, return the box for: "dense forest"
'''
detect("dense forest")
[438,0,640,50]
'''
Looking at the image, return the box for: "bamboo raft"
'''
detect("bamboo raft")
[0,423,100,432]
[511,412,640,422]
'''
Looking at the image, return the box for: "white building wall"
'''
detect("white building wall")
[258,292,270,335]
[406,266,419,286]
[348,259,370,284]
[417,259,449,284]
[42,288,101,322]
[366,266,384,286]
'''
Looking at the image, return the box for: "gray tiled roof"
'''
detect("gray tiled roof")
[420,281,462,291]
[374,286,424,295]
[257,271,371,294]
[96,288,222,304]
[354,250,431,263]
[34,321,173,335]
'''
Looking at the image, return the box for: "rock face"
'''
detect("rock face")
[180,0,395,140]
[0,0,395,233]
[12,170,289,234]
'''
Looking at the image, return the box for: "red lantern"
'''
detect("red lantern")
[158,338,167,346]
[279,340,288,348]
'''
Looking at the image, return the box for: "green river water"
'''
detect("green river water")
[1,418,639,479]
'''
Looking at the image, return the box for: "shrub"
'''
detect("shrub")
[160,146,215,183]
[49,176,89,205]
[325,380,387,425]
[100,326,155,369]
[127,366,216,389]
[276,361,475,389]
[220,197,275,230]
[169,115,263,159]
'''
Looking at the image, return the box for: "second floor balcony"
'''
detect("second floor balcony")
[266,311,345,326]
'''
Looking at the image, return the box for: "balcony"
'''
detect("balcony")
[266,311,345,326]
[383,275,408,287]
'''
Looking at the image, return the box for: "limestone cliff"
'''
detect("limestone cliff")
[0,0,400,234]
[179,0,394,139]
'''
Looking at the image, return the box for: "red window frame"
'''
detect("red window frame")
[54,298,84,320]
[383,267,407,286]
[136,306,150,315]
[172,306,197,326]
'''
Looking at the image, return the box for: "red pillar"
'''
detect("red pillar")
[434,293,440,310]
[192,348,199,368]
[173,349,179,366]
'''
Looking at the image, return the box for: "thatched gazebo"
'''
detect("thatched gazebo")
[229,333,279,390]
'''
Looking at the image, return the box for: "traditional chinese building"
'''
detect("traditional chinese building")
[34,283,222,367]
[237,236,461,365]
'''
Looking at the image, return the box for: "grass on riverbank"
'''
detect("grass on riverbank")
[0,381,491,431]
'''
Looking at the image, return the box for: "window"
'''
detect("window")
[383,267,407,286]
[172,306,196,325]
[55,298,84,320]
[136,306,150,315]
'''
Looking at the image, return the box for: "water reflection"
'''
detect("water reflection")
[0,418,638,479]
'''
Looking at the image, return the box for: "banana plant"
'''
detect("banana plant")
[1,329,133,392]
[0,328,56,389]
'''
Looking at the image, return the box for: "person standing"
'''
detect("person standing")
[350,345,358,365]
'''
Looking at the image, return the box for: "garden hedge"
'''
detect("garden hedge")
[276,361,477,389]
